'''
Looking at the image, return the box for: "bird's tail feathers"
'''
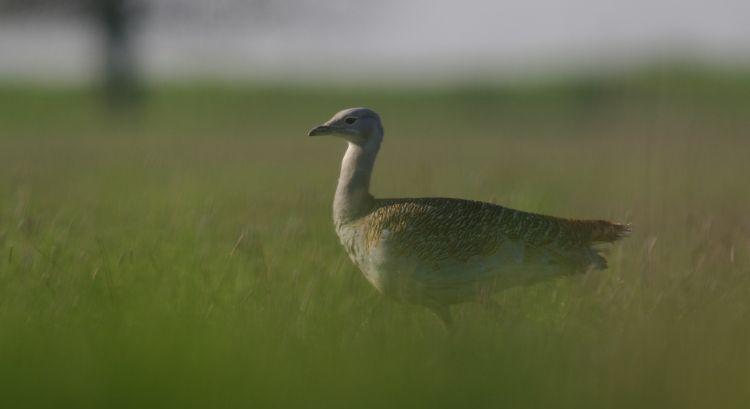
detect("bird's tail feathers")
[577,220,632,244]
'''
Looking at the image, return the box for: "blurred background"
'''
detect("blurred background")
[1,2,749,409]
[1,0,749,86]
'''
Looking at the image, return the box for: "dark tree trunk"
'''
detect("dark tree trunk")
[97,0,141,108]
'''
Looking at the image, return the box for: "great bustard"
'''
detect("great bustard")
[308,107,630,326]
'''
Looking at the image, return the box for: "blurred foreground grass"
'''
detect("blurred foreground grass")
[1,70,749,408]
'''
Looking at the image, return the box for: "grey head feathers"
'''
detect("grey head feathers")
[308,107,383,147]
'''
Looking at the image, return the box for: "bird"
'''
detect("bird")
[307,107,630,326]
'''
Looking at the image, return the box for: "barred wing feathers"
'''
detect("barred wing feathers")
[361,197,629,271]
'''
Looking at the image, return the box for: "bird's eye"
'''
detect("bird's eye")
[344,117,358,124]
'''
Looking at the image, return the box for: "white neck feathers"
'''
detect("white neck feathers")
[333,138,380,225]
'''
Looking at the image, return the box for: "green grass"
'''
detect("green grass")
[1,71,749,408]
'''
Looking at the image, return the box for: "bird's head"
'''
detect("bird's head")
[307,107,383,147]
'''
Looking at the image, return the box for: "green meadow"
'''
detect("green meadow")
[1,71,749,408]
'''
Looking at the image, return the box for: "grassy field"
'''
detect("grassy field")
[1,71,749,408]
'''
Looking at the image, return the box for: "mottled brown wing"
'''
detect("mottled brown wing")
[361,197,628,268]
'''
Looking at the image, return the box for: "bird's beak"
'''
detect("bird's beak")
[307,124,333,137]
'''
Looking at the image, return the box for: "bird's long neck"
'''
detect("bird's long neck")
[334,140,380,225]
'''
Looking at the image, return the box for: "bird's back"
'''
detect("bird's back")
[366,197,627,266]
